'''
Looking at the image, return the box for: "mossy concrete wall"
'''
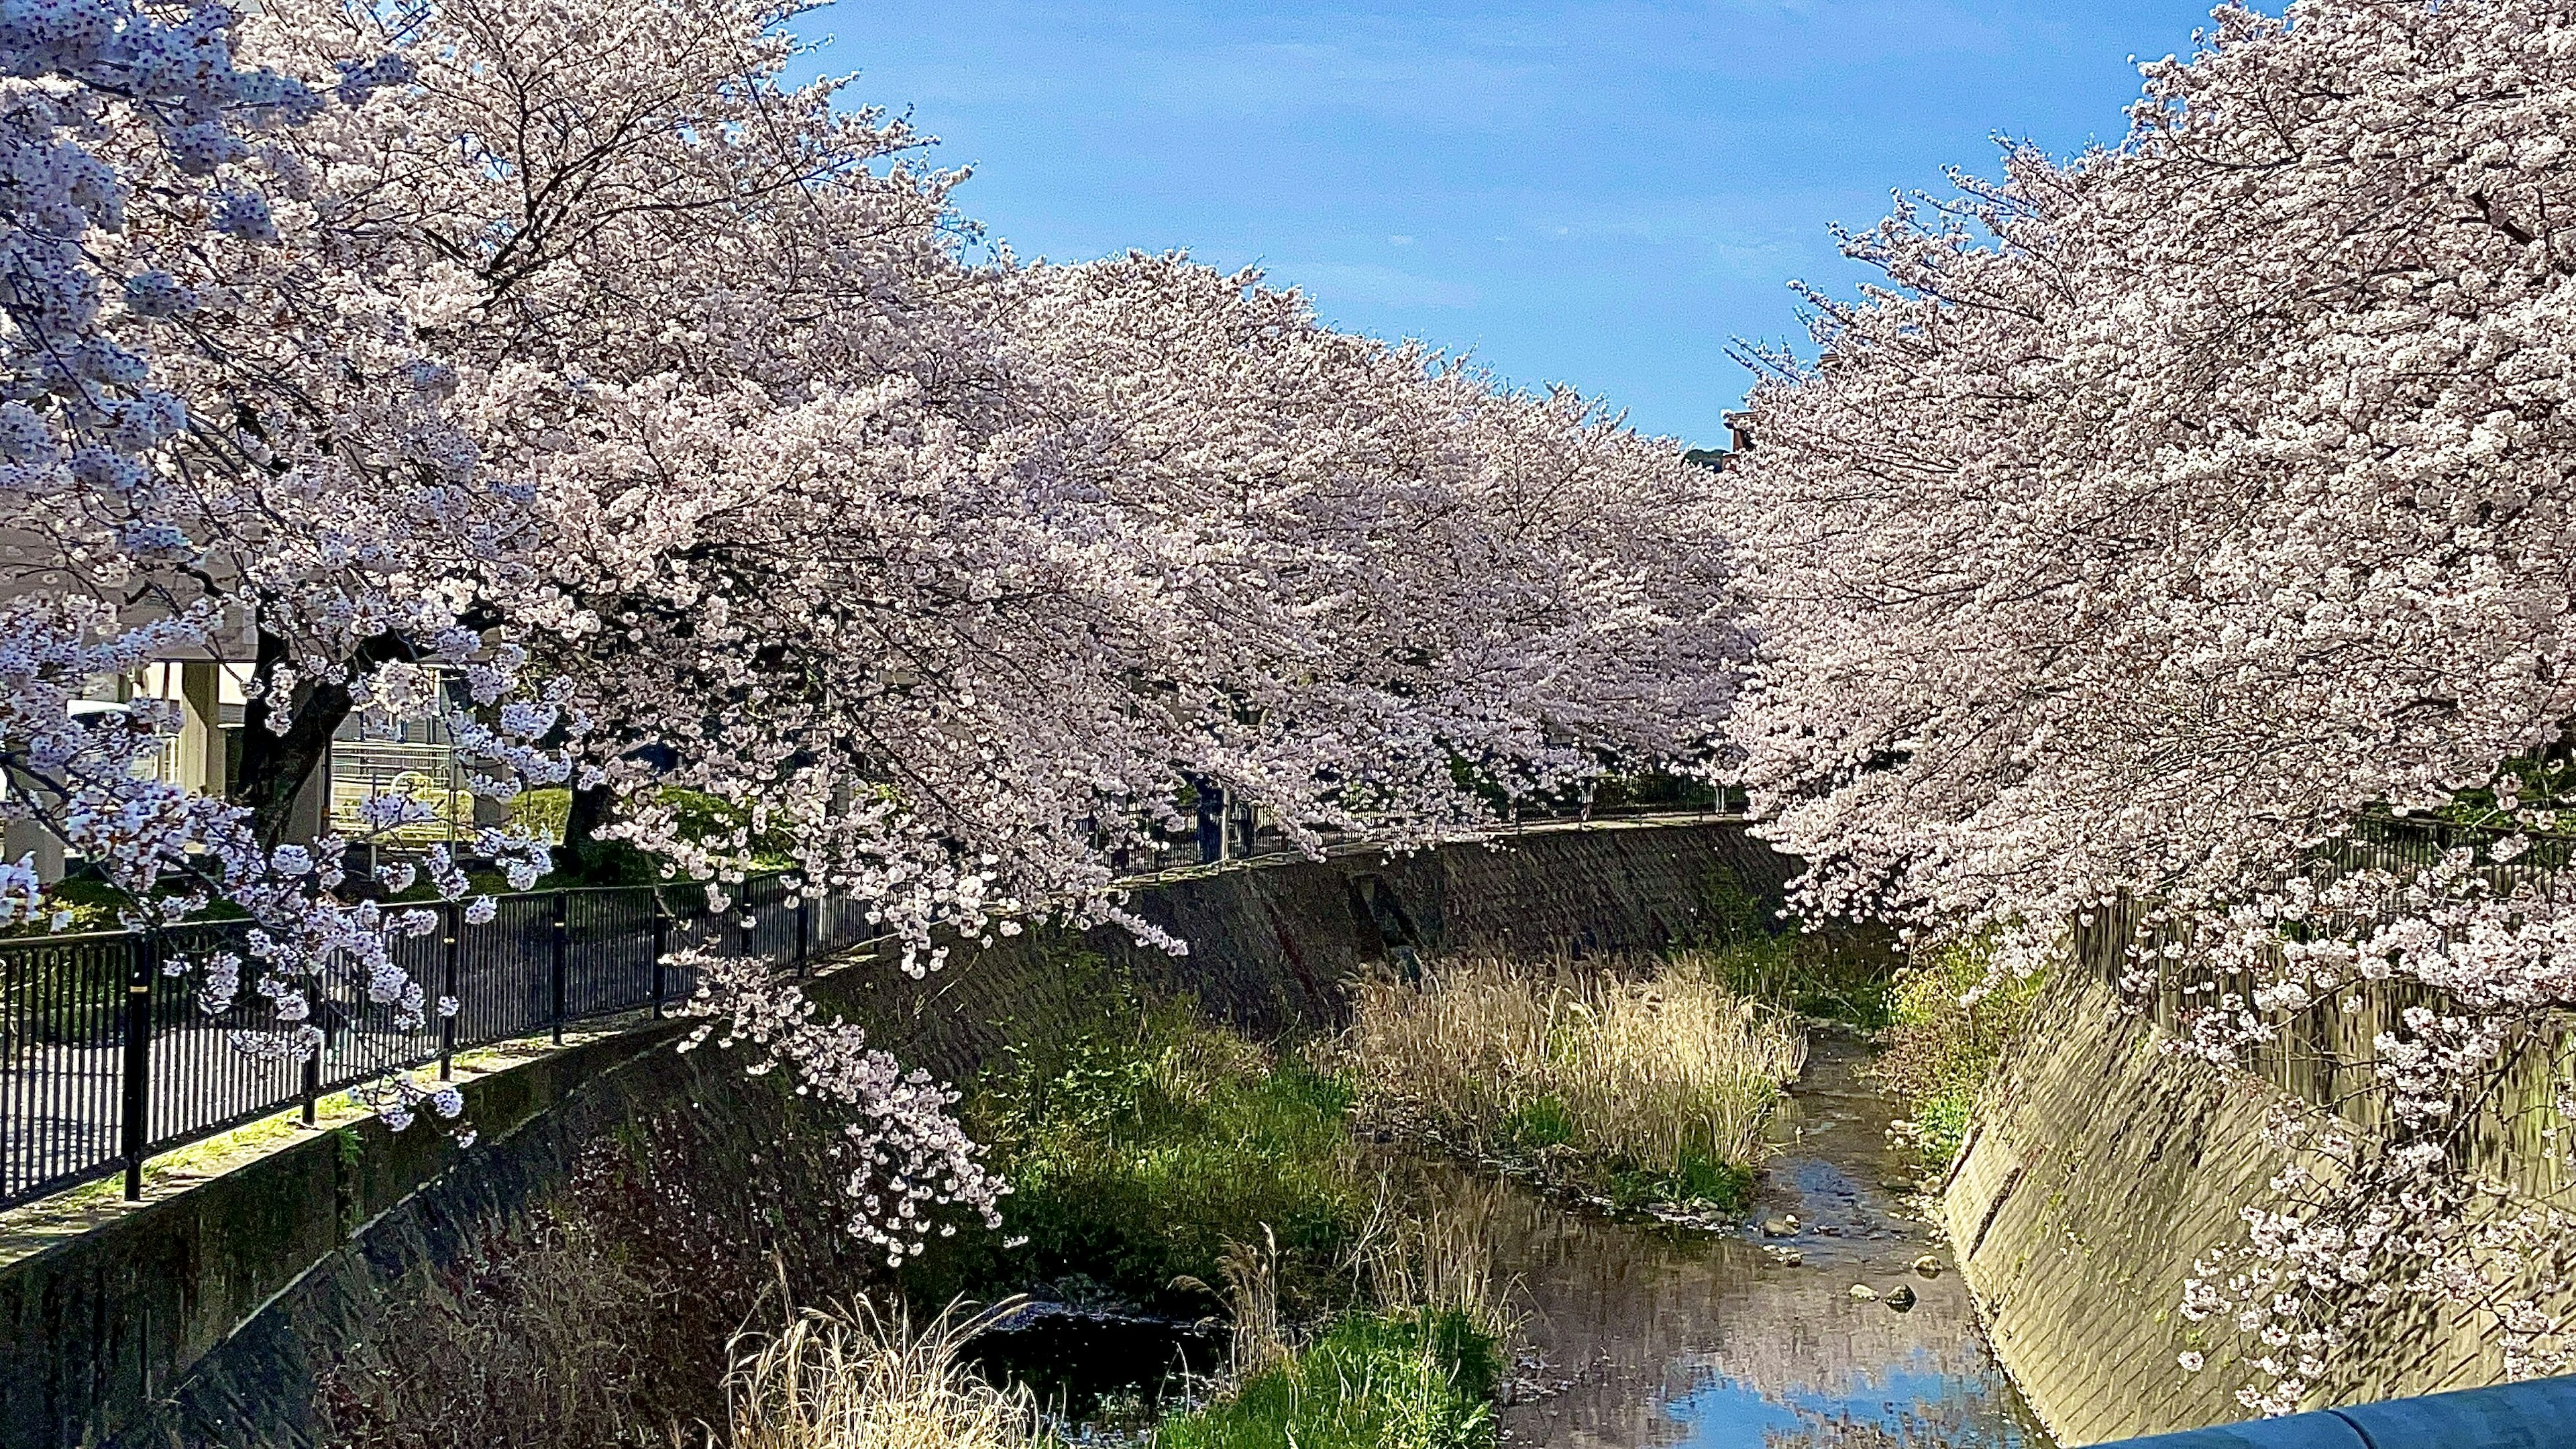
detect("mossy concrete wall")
[1941,972,2555,1445]
[0,820,1782,1449]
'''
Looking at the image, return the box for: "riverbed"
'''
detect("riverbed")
[1482,1032,2049,1448]
[971,1030,2051,1448]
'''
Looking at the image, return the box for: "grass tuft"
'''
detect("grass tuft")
[708,1296,1049,1449]
[1872,932,2046,1172]
[1150,1309,1499,1449]
[1341,951,1805,1214]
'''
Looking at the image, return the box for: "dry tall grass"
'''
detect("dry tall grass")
[1174,1226,1293,1377]
[1348,1175,1521,1348]
[1343,951,1807,1203]
[709,1297,1046,1449]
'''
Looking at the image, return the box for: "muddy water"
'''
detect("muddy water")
[1477,1032,2051,1448]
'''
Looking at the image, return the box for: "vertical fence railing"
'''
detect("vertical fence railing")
[118,932,154,1199]
[0,871,851,1212]
[2074,814,2576,1189]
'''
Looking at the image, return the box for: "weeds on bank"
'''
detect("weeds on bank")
[906,960,1364,1316]
[1685,872,1905,1028]
[739,958,1523,1449]
[1159,1190,1510,1449]
[1871,933,2045,1173]
[713,1292,1501,1449]
[1150,1309,1499,1449]
[1341,951,1805,1214]
[706,1297,1052,1449]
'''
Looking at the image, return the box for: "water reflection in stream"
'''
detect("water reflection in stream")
[971,1033,2053,1448]
[1473,1032,2051,1449]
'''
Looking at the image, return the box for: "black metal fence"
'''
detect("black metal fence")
[0,875,879,1212]
[0,806,1737,1216]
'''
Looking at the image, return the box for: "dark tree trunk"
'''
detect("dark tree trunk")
[234,630,350,850]
[559,779,621,882]
[232,628,415,851]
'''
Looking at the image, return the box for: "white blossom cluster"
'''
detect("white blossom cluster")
[676,950,1004,1265]
[1715,0,2576,1411]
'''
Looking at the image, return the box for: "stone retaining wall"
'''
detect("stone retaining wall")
[1941,972,2538,1445]
[0,820,1782,1449]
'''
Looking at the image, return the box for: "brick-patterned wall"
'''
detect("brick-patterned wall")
[1943,973,2544,1444]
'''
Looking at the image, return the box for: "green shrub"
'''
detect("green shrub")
[1872,932,2046,1171]
[908,957,1364,1316]
[1153,1310,1499,1449]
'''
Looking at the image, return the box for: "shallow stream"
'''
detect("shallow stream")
[969,1032,2053,1448]
[1485,1032,2051,1448]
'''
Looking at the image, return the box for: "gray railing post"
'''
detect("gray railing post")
[649,893,669,1021]
[796,892,810,977]
[120,931,156,1199]
[438,900,460,1081]
[549,891,568,1044]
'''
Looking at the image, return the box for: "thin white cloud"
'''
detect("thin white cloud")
[1289,262,1478,310]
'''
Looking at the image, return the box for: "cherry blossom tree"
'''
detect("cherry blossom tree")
[1717,0,2576,1411]
[223,0,1741,956]
[3,0,1742,1245]
[0,0,542,1134]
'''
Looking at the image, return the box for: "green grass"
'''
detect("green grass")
[906,958,1364,1316]
[1686,871,1905,1028]
[1605,1149,1754,1215]
[1502,1095,1573,1150]
[1698,932,1900,1029]
[1152,1310,1499,1449]
[1872,932,2046,1172]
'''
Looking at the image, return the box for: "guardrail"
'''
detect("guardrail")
[0,875,877,1212]
[2099,1375,2576,1447]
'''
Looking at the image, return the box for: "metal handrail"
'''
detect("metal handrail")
[2097,1375,2576,1447]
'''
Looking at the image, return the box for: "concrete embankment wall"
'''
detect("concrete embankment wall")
[1941,969,2568,1445]
[0,821,1783,1449]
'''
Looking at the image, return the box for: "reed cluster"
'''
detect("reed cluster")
[1342,951,1806,1210]
[711,1298,1046,1449]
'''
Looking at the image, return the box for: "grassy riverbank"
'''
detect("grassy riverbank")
[712,1297,1501,1449]
[1340,951,1805,1214]
[869,949,1527,1448]
[904,955,1366,1319]
[1872,934,2046,1171]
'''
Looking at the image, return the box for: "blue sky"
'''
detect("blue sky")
[784,1,2225,448]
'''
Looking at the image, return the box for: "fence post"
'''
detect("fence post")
[301,1044,319,1126]
[650,894,669,1021]
[439,900,460,1082]
[550,891,568,1045]
[796,892,810,977]
[120,932,156,1199]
